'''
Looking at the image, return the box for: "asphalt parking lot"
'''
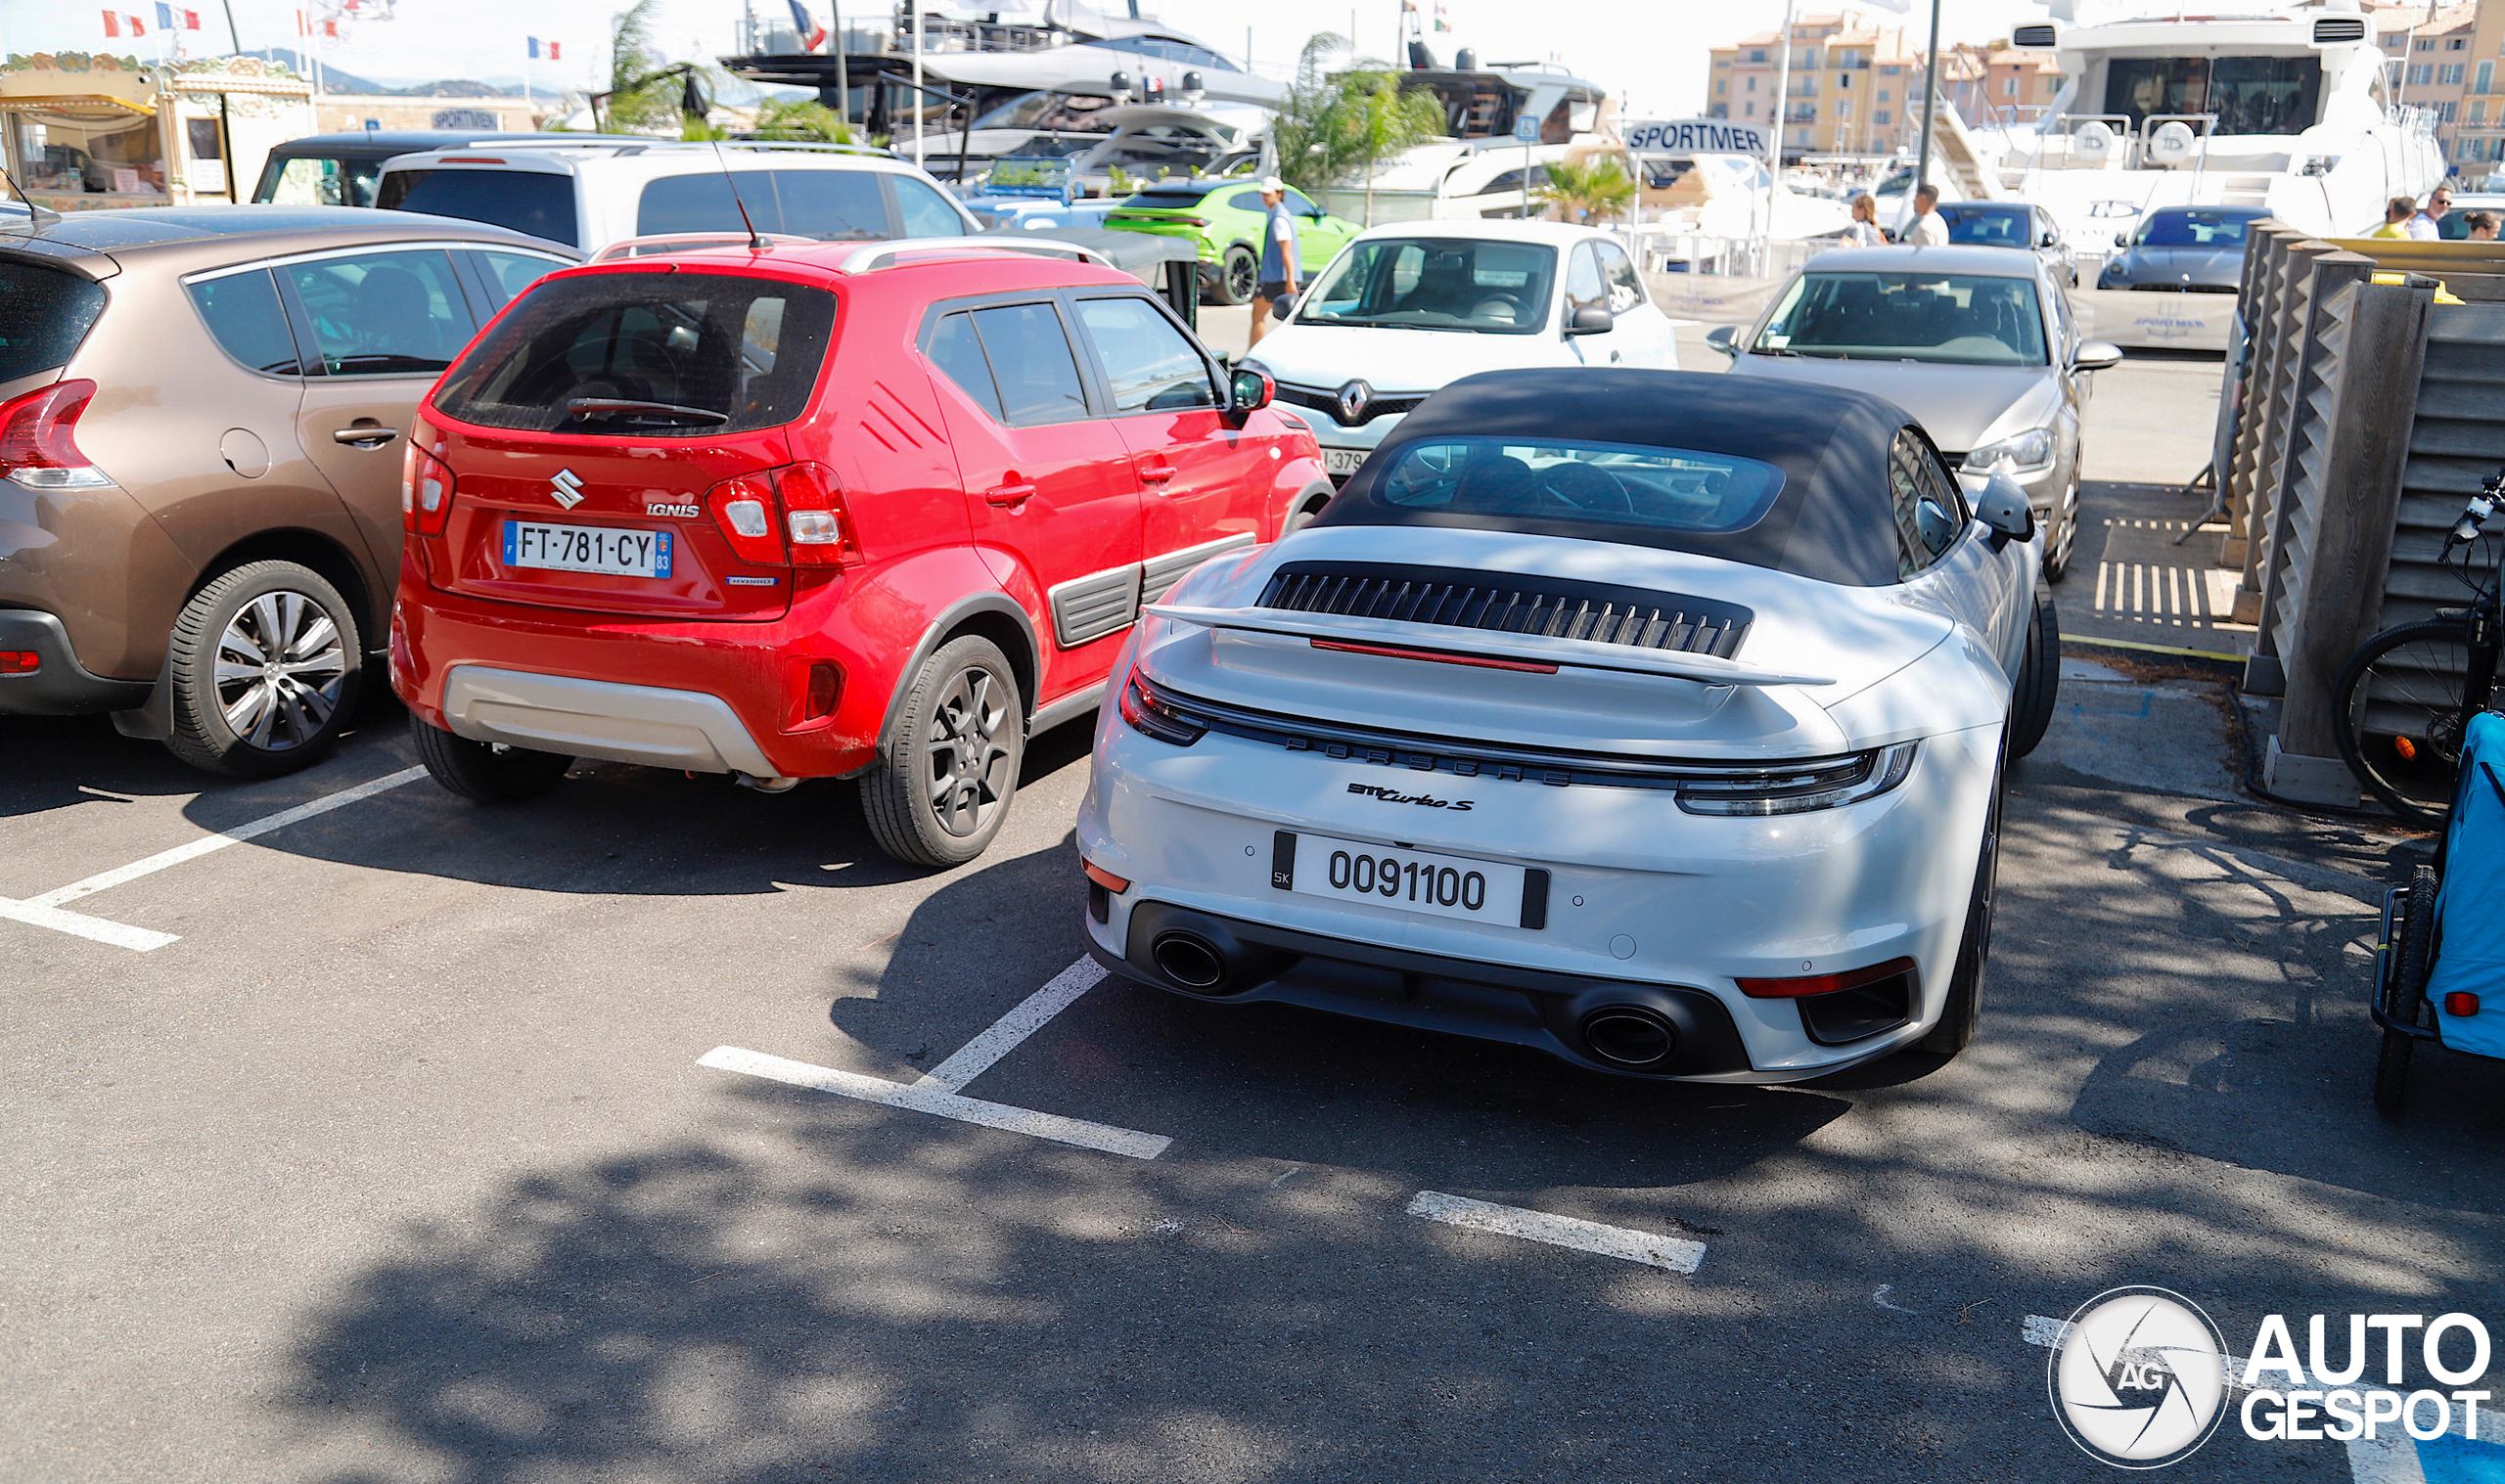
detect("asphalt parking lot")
[9,351,2503,1483]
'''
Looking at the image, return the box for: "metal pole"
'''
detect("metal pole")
[910,0,924,166]
[1765,0,1796,254]
[1916,0,1941,197]
[833,0,849,133]
[218,0,241,55]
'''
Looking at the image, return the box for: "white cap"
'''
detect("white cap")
[1259,175,1286,194]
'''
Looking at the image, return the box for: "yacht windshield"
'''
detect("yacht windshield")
[1754,271,2048,366]
[2102,55,2322,135]
[1298,238,1556,335]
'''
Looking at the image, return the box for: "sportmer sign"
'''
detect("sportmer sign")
[1623,118,1769,157]
[2046,1288,2497,1468]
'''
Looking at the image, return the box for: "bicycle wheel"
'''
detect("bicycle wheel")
[2332,619,2476,825]
[2374,865,2439,1116]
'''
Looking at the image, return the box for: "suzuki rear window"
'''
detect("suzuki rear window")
[431,270,836,437]
[378,168,579,247]
[1373,438,1784,534]
[0,259,108,382]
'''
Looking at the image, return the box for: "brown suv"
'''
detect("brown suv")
[0,205,575,775]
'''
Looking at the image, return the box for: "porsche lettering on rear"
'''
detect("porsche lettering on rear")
[1347,783,1473,810]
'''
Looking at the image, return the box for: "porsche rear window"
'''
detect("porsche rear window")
[1373,438,1783,534]
[431,271,835,436]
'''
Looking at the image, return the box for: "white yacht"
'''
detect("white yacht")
[1971,0,2442,245]
[1312,54,1620,223]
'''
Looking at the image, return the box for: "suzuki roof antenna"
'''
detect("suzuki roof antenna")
[709,140,769,251]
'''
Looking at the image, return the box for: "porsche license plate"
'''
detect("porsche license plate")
[1270,830,1548,929]
[504,520,672,579]
[1322,447,1367,476]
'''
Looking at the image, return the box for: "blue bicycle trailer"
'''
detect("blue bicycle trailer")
[2373,709,2505,1111]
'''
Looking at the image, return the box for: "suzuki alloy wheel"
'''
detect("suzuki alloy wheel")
[410,715,573,803]
[861,635,1025,869]
[164,561,361,778]
[1216,245,1258,306]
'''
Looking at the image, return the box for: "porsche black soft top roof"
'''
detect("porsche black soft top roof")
[1313,368,1920,587]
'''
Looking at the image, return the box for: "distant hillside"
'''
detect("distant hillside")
[240,48,519,98]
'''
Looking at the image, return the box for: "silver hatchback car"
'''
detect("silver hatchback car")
[1707,244,2119,582]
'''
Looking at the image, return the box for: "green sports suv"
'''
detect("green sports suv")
[1104,180,1363,305]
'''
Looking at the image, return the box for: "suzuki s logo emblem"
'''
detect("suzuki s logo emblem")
[549,469,586,510]
[1335,379,1373,426]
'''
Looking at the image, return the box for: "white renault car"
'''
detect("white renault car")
[1235,220,1678,483]
[1077,368,2057,1082]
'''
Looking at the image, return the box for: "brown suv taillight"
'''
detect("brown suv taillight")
[704,463,862,568]
[401,442,456,535]
[0,379,109,490]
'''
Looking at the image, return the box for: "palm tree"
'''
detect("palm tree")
[596,0,728,137]
[1270,33,1446,222]
[750,98,854,144]
[1537,157,1637,225]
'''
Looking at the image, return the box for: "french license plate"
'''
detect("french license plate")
[1323,447,1367,475]
[1271,830,1548,929]
[504,520,672,579]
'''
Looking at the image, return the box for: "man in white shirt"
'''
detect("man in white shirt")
[1908,184,1950,247]
[2408,186,2454,241]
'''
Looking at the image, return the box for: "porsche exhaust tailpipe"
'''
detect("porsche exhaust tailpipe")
[1576,1003,1681,1068]
[1150,930,1229,992]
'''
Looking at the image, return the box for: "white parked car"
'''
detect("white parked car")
[373,140,982,255]
[1236,220,1679,483]
[1077,368,2058,1082]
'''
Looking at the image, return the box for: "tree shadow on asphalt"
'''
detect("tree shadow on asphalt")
[144,709,1105,899]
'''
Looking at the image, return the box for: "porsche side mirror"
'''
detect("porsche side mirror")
[2114,231,2130,247]
[2072,339,2123,372]
[1227,366,1274,424]
[1977,472,2037,548]
[1567,305,1614,337]
[1705,324,1742,358]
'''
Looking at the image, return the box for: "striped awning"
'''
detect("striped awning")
[0,94,156,116]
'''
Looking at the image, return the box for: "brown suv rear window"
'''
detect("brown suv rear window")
[431,270,836,437]
[0,259,108,382]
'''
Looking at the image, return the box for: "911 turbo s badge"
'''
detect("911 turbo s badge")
[549,469,586,510]
[1348,782,1473,810]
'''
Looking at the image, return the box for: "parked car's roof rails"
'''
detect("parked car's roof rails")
[590,231,817,262]
[838,237,1110,273]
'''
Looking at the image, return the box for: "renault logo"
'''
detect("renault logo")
[549,469,585,510]
[1335,379,1373,426]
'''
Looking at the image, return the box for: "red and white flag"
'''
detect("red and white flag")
[102,9,147,35]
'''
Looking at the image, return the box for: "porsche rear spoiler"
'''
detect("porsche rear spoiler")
[1141,604,1835,688]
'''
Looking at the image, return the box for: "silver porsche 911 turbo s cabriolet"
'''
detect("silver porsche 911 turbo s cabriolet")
[1074,368,2059,1084]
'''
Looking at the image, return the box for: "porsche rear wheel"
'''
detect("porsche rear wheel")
[1920,756,2003,1057]
[2008,585,2061,759]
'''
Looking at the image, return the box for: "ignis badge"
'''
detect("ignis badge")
[2050,1286,2230,1467]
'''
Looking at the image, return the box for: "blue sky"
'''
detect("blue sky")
[0,0,2054,114]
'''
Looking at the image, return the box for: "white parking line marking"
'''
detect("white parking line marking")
[699,1046,1171,1160]
[0,897,179,952]
[27,765,427,910]
[1405,1192,1707,1274]
[921,957,1106,1092]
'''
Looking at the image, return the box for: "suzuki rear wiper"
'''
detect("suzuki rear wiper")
[567,398,731,426]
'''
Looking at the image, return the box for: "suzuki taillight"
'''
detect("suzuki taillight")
[400,442,455,535]
[704,465,862,568]
[774,462,860,567]
[0,379,109,490]
[706,473,786,564]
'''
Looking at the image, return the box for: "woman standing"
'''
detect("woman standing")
[1845,194,1888,247]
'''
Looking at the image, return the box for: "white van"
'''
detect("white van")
[373,141,982,254]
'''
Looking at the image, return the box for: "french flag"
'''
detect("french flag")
[526,36,560,60]
[101,9,146,36]
[155,2,201,28]
[787,0,828,53]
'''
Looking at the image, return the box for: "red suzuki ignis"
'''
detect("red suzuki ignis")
[390,239,1328,866]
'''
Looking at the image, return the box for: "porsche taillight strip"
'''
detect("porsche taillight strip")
[1136,675,1872,795]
